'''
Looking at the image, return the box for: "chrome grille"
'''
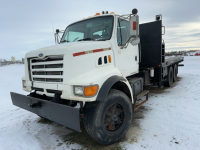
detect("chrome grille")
[33,78,63,82]
[32,71,63,75]
[30,56,64,83]
[32,57,63,63]
[32,64,63,69]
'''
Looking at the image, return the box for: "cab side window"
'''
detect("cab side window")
[117,19,130,46]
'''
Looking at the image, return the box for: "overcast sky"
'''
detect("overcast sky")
[0,0,200,60]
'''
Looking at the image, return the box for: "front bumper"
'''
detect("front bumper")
[10,92,80,131]
[22,80,97,102]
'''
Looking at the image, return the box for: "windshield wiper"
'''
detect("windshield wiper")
[60,40,69,43]
[95,38,106,41]
[78,38,93,41]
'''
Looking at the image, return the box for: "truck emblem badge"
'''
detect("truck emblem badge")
[38,53,43,57]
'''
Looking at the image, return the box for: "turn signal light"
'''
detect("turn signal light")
[96,13,100,15]
[84,85,98,97]
[108,55,111,63]
[133,22,136,30]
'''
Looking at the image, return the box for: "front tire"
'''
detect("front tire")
[84,89,132,145]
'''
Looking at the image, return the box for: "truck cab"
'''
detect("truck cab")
[22,12,140,103]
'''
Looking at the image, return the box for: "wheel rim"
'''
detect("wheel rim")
[103,103,125,133]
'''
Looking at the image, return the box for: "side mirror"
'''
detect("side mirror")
[56,29,60,33]
[54,29,64,44]
[129,9,140,45]
[119,8,140,48]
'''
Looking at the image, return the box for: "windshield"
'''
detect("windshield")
[60,16,114,43]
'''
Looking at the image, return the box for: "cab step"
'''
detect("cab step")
[134,90,149,111]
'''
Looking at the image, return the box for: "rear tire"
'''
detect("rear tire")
[173,64,178,82]
[165,66,173,87]
[84,89,132,145]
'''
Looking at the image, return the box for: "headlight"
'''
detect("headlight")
[74,85,98,97]
[74,86,84,96]
[22,80,26,88]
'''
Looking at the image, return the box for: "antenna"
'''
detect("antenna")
[51,20,55,34]
[51,21,57,44]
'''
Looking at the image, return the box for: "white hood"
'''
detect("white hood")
[25,41,112,58]
[25,42,77,58]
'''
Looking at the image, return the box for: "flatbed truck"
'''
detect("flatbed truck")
[10,9,184,145]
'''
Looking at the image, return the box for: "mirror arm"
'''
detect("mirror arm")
[118,14,132,21]
[54,30,64,44]
[120,36,133,49]
[120,36,140,49]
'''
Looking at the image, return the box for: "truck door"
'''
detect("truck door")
[117,19,139,77]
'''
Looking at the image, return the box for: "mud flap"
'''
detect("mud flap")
[10,92,80,132]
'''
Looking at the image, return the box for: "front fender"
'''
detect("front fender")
[96,75,125,101]
[96,76,134,103]
[68,65,121,86]
[63,66,133,103]
[61,66,121,101]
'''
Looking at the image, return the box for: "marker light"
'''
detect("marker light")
[96,13,100,15]
[133,22,136,30]
[110,12,115,14]
[108,55,112,63]
[84,85,98,97]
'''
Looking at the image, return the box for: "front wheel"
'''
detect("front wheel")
[84,89,132,145]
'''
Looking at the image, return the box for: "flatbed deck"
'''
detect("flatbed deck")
[164,56,184,66]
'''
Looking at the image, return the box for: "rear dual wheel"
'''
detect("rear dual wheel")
[173,64,178,82]
[165,64,178,87]
[84,89,132,145]
[165,66,173,87]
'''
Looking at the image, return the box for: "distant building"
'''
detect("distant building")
[170,51,177,55]
[0,59,4,66]
[195,50,200,56]
[11,56,15,63]
[0,59,7,65]
[188,50,197,53]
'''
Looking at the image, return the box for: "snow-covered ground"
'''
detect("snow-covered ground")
[0,56,199,150]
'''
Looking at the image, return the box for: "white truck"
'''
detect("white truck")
[11,9,184,145]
